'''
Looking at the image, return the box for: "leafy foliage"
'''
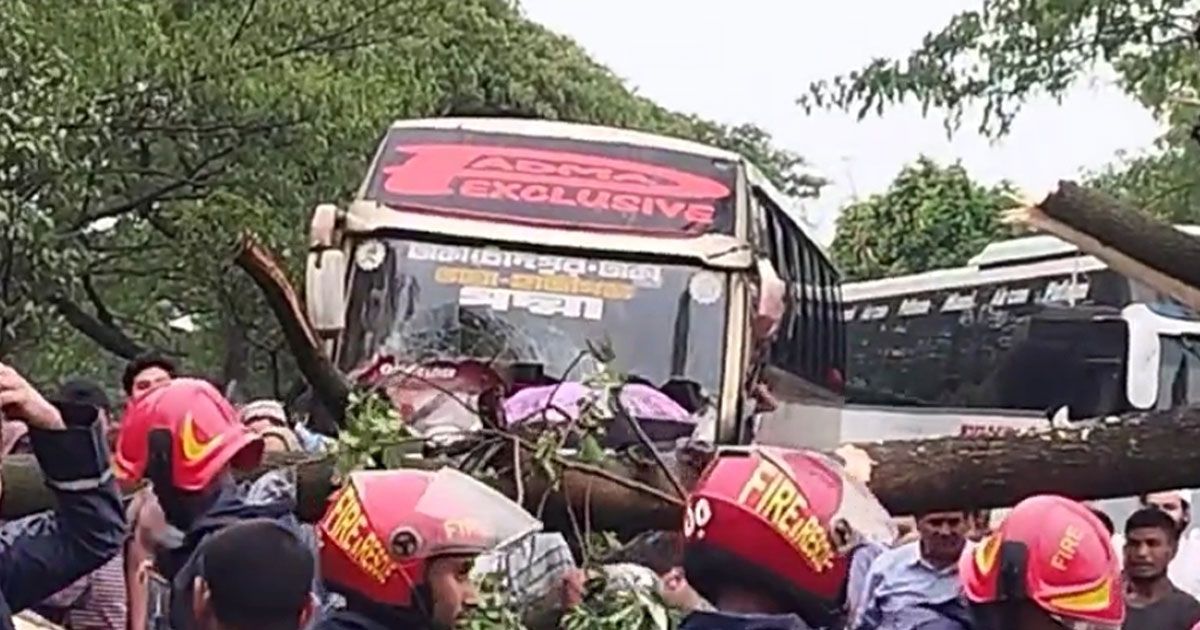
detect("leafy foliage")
[560,570,677,630]
[2,0,817,398]
[1086,130,1200,223]
[335,345,684,628]
[800,0,1200,136]
[804,0,1200,266]
[830,157,1018,281]
[332,389,419,479]
[457,573,530,630]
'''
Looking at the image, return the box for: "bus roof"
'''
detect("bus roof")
[389,117,745,162]
[843,225,1200,302]
[382,117,826,254]
[970,225,1200,268]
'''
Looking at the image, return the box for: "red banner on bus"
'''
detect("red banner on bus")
[364,128,737,236]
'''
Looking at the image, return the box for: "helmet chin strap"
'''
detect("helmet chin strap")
[997,542,1030,630]
[145,428,224,531]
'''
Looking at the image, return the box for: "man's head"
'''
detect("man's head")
[122,353,177,397]
[424,554,479,628]
[961,495,1123,630]
[114,379,264,527]
[240,400,298,454]
[192,519,315,630]
[1124,507,1179,583]
[318,468,540,628]
[1140,489,1191,531]
[604,530,706,611]
[916,510,969,566]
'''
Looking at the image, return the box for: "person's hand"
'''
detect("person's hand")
[0,363,65,431]
[560,568,587,608]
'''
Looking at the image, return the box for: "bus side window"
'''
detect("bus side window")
[753,194,775,260]
[800,239,817,382]
[831,270,845,384]
[763,200,795,369]
[815,250,835,386]
[758,198,798,376]
[778,212,803,374]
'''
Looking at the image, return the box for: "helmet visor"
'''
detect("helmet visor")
[411,467,542,556]
[798,450,895,547]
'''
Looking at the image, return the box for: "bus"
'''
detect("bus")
[841,229,1200,420]
[303,118,843,445]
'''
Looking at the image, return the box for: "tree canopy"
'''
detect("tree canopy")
[800,0,1200,137]
[1,0,821,399]
[830,157,1017,281]
[803,0,1200,252]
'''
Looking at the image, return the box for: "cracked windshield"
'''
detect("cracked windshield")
[338,238,728,404]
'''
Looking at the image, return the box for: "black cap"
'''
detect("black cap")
[56,378,111,413]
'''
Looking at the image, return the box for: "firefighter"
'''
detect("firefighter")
[314,467,541,630]
[0,363,124,628]
[679,446,895,630]
[959,494,1124,630]
[113,378,314,630]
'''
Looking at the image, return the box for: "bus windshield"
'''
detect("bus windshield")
[338,237,729,401]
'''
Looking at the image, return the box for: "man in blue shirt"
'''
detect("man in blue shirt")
[853,511,972,630]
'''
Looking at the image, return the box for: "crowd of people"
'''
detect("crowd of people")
[0,353,1195,629]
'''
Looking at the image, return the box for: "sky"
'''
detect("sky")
[519,0,1166,245]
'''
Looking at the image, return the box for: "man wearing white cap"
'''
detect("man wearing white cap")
[239,399,332,454]
[1114,489,1200,599]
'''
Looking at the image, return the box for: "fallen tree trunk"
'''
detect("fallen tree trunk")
[7,406,1200,529]
[232,233,349,428]
[1006,181,1200,313]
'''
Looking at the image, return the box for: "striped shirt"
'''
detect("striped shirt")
[0,511,127,630]
[35,554,127,630]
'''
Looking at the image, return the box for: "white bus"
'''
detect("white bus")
[841,228,1200,421]
[304,117,843,445]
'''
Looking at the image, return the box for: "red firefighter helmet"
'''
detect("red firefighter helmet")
[682,446,894,620]
[959,495,1123,629]
[113,378,263,492]
[318,467,541,608]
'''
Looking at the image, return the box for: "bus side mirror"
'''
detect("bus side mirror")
[753,257,785,340]
[306,249,347,336]
[306,203,347,337]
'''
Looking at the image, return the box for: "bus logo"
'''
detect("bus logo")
[366,138,735,235]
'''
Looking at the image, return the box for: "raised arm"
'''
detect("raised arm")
[0,364,125,612]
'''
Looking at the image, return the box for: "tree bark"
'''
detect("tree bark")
[6,406,1200,531]
[219,304,249,396]
[1038,182,1200,289]
[1008,181,1200,313]
[48,294,146,359]
[232,234,349,422]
